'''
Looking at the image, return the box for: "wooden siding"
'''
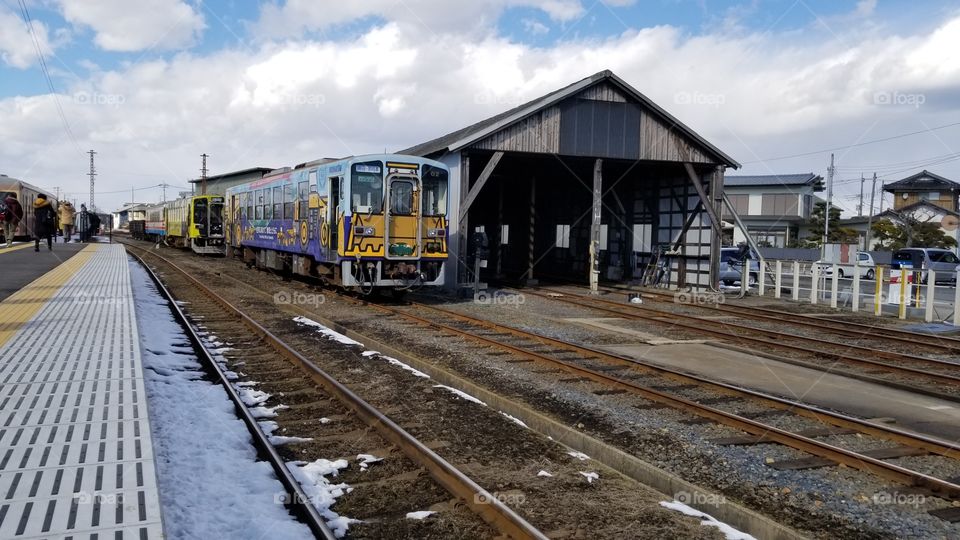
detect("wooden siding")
[893,193,958,212]
[639,110,713,163]
[471,106,561,153]
[577,82,628,103]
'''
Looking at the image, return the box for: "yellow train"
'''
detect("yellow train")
[133,194,225,254]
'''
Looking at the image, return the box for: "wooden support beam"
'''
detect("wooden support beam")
[670,200,704,252]
[682,162,724,238]
[459,151,504,223]
[589,159,603,293]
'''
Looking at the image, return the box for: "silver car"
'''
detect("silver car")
[892,248,959,284]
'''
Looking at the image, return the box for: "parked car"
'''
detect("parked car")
[719,247,760,287]
[815,252,876,280]
[891,248,960,284]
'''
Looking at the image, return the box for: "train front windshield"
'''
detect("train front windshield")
[210,198,224,235]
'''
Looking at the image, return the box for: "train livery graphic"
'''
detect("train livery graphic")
[131,194,225,255]
[224,154,449,293]
[0,176,58,241]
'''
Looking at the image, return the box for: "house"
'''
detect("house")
[722,173,824,247]
[188,167,275,196]
[880,170,960,241]
[112,202,149,229]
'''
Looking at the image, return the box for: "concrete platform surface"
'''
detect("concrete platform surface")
[0,241,87,303]
[0,244,164,539]
[600,342,960,442]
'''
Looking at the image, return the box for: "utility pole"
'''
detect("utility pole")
[200,153,209,195]
[161,183,168,202]
[865,172,877,250]
[53,186,60,201]
[858,174,865,217]
[822,153,835,247]
[88,150,97,210]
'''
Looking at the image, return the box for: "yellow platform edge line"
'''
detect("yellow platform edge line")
[0,243,36,255]
[0,244,101,349]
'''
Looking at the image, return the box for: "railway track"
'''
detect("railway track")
[124,244,547,540]
[626,285,960,355]
[517,285,960,391]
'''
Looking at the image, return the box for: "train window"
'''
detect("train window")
[351,162,383,213]
[273,186,282,220]
[389,181,414,215]
[255,188,263,220]
[298,181,308,219]
[262,188,271,220]
[421,165,448,216]
[308,170,318,192]
[284,183,294,219]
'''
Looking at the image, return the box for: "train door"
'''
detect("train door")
[193,198,208,236]
[297,178,309,249]
[210,197,224,238]
[385,175,419,259]
[329,175,342,254]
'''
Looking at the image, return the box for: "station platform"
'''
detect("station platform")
[1,241,87,302]
[0,243,164,539]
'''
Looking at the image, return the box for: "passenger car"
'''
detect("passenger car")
[891,248,959,284]
[719,247,760,287]
[815,252,876,280]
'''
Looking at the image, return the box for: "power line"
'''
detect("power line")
[16,0,82,155]
[743,121,960,164]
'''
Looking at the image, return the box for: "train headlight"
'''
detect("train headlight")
[353,226,376,236]
[427,228,446,238]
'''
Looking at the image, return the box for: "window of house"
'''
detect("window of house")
[761,194,799,216]
[921,192,940,201]
[555,224,571,248]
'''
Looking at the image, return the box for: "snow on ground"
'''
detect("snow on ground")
[293,316,363,346]
[579,471,599,483]
[499,411,529,429]
[406,511,437,520]
[259,420,315,446]
[287,459,359,537]
[660,501,757,540]
[537,470,553,477]
[130,261,313,540]
[357,454,383,471]
[364,351,431,378]
[566,451,590,461]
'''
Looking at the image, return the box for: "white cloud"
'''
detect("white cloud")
[58,0,204,52]
[855,0,878,17]
[522,18,550,35]
[2,12,960,213]
[0,10,55,68]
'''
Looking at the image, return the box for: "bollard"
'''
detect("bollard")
[899,269,907,320]
[852,264,861,312]
[830,263,839,308]
[874,266,883,316]
[915,271,922,307]
[811,264,819,305]
[792,261,800,301]
[925,270,936,323]
[954,269,960,327]
[775,261,782,299]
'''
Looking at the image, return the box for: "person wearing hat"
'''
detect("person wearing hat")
[33,194,56,251]
[59,200,76,242]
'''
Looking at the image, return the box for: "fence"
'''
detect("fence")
[752,259,959,326]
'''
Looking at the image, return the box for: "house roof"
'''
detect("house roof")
[724,173,823,189]
[399,70,739,168]
[878,199,960,218]
[189,167,274,184]
[883,170,959,192]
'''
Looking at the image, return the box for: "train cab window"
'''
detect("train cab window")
[272,186,282,220]
[298,181,309,219]
[389,181,414,215]
[283,183,294,220]
[350,162,383,214]
[421,165,448,216]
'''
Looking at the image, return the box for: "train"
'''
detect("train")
[130,194,225,255]
[224,154,449,294]
[0,175,58,241]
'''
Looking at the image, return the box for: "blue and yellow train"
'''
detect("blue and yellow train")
[133,194,225,254]
[224,154,449,293]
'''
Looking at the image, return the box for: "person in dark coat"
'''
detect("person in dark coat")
[33,194,56,251]
[2,192,24,248]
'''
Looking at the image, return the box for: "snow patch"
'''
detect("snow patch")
[250,404,288,419]
[380,355,430,378]
[237,387,271,407]
[406,511,436,520]
[319,417,333,424]
[499,411,528,428]
[580,471,599,483]
[293,316,363,346]
[433,385,486,406]
[660,501,757,540]
[537,470,553,477]
[288,459,360,537]
[357,454,384,471]
[566,451,590,461]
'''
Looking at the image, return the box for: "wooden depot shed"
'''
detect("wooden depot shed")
[400,70,740,290]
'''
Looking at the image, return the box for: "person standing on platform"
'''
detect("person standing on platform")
[2,192,23,248]
[59,200,76,242]
[33,194,56,252]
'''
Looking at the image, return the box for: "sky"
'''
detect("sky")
[1,0,959,215]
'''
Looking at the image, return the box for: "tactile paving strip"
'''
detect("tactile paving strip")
[0,245,163,539]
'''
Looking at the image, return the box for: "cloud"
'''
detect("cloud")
[57,0,205,52]
[1,10,960,212]
[855,0,878,17]
[0,9,56,69]
[522,18,550,35]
